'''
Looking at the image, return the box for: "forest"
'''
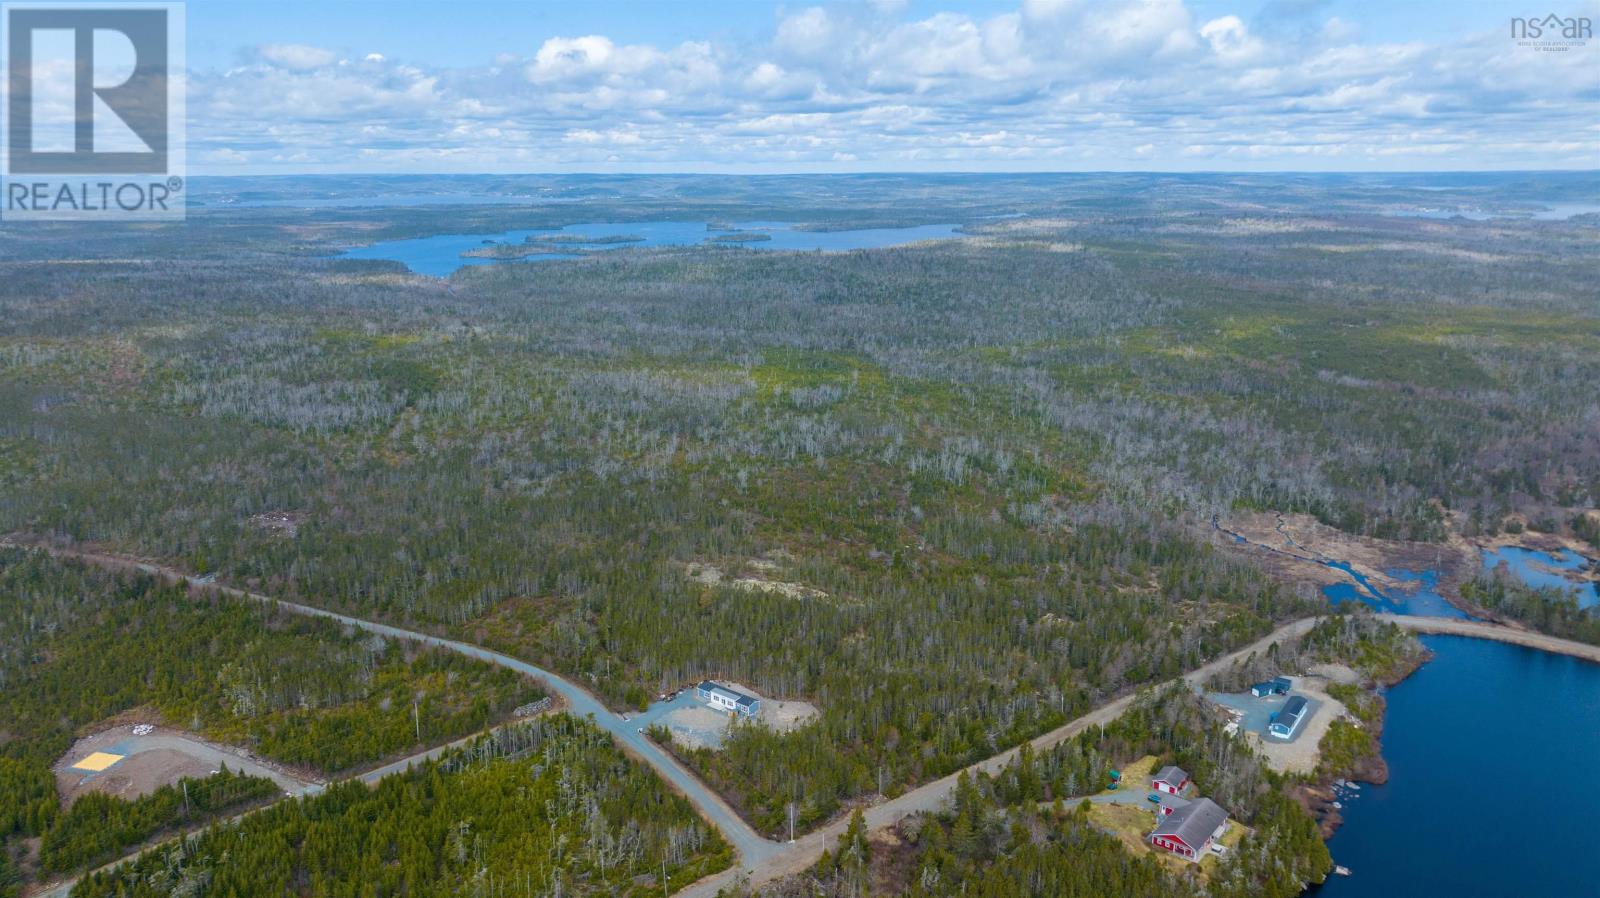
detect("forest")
[1460,574,1600,645]
[1,173,1596,886]
[67,715,731,898]
[0,549,541,887]
[731,685,1330,898]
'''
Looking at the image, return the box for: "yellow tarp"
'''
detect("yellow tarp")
[70,751,124,772]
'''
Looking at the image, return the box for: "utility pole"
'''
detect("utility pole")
[414,700,421,742]
[182,781,190,816]
[788,802,797,843]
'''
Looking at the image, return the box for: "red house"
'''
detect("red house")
[1151,764,1189,795]
[1150,797,1228,861]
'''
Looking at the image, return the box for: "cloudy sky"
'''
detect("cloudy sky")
[173,0,1600,172]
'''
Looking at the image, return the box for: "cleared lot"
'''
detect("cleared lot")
[55,726,320,806]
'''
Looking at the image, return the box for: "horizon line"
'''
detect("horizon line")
[188,168,1600,179]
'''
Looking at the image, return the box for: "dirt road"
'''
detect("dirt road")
[0,539,783,876]
[25,538,1593,898]
[674,617,1321,896]
[1379,614,1600,663]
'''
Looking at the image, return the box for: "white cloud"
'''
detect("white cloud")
[184,0,1600,173]
[257,43,337,71]
[774,7,838,60]
[1198,15,1264,64]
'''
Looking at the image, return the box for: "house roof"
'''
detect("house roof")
[1274,695,1308,726]
[1153,765,1188,786]
[697,680,759,708]
[1159,793,1192,814]
[1272,676,1293,688]
[1152,797,1228,849]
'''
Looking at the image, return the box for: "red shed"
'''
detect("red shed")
[1151,764,1190,795]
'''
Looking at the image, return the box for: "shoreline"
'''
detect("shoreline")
[1298,614,1598,845]
[1293,643,1432,839]
[1379,614,1600,664]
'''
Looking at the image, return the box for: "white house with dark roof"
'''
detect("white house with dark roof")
[1150,796,1229,861]
[1152,765,1190,795]
[1269,695,1310,739]
[696,681,761,718]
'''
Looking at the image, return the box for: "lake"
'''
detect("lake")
[1310,547,1600,897]
[1381,202,1600,221]
[1313,635,1600,898]
[1481,546,1598,609]
[341,220,966,277]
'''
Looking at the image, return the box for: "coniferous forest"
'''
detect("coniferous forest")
[2,173,1597,896]
[67,716,730,898]
[0,549,541,882]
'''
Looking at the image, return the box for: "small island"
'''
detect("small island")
[460,242,583,260]
[459,232,644,259]
[706,231,772,243]
[532,233,645,245]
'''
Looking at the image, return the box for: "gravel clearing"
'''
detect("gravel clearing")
[54,726,319,806]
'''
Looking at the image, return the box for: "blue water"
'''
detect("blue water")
[1314,635,1600,898]
[1482,546,1599,609]
[1381,202,1600,221]
[206,193,557,209]
[1321,565,1470,618]
[342,220,965,277]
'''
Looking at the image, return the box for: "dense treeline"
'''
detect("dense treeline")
[655,515,1294,835]
[40,768,279,874]
[1210,613,1430,693]
[1460,575,1600,645]
[0,758,54,840]
[0,550,540,891]
[739,686,1328,898]
[70,715,729,898]
[0,549,538,774]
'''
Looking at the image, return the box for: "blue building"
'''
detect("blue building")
[696,681,761,718]
[1268,695,1309,739]
[1250,676,1293,698]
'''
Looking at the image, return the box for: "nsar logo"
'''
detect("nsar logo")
[1510,12,1592,51]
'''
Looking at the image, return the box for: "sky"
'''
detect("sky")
[104,0,1600,172]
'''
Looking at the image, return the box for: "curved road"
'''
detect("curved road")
[675,616,1322,896]
[0,542,784,875]
[21,541,1593,898]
